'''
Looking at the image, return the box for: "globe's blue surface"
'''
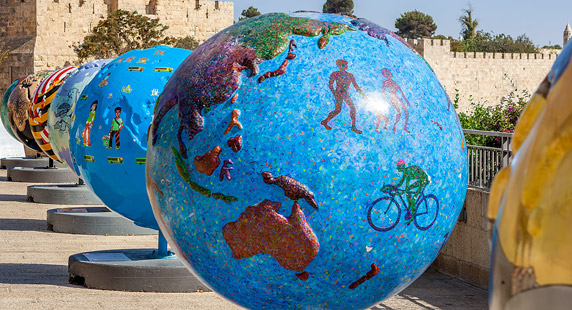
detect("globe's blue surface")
[70,46,191,229]
[48,59,111,175]
[147,13,467,309]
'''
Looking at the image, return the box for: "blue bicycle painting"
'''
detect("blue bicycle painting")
[366,184,439,232]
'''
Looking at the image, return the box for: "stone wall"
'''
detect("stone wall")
[155,0,234,42]
[0,0,37,97]
[0,0,233,96]
[0,0,37,37]
[408,39,558,112]
[34,0,108,71]
[431,188,491,289]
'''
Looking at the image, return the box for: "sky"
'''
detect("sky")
[228,0,572,47]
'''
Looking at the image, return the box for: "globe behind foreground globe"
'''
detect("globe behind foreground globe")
[70,46,191,230]
[7,71,53,152]
[147,12,467,309]
[48,59,111,175]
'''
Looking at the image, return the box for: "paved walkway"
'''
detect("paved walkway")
[0,169,487,310]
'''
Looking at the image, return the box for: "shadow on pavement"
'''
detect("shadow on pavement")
[370,269,488,310]
[0,218,48,232]
[0,263,71,287]
[0,193,28,202]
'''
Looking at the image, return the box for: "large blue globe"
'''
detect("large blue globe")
[70,46,191,229]
[147,12,467,309]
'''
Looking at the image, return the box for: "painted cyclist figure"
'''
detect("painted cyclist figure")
[395,159,430,224]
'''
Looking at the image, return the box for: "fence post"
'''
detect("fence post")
[501,136,512,168]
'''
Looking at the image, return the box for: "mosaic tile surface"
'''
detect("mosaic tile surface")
[147,12,468,309]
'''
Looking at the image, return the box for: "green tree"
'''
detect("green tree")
[459,6,479,40]
[456,78,530,147]
[239,6,261,21]
[432,34,466,52]
[395,11,437,39]
[542,44,562,49]
[73,10,175,62]
[175,36,200,51]
[322,0,354,16]
[464,32,537,53]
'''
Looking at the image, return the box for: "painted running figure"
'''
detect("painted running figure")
[395,159,430,224]
[376,68,411,133]
[321,59,366,134]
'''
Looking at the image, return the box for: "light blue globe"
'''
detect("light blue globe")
[48,59,111,175]
[147,12,467,309]
[70,46,191,229]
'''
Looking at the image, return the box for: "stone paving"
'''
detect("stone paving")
[0,168,487,310]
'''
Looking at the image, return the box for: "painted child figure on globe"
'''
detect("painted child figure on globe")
[107,107,123,149]
[82,100,97,146]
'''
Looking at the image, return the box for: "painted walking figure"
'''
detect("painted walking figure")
[82,101,97,146]
[321,59,366,134]
[107,107,123,149]
[376,68,411,133]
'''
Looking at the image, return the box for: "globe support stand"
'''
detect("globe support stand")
[68,231,209,292]
[6,157,77,183]
[0,156,51,169]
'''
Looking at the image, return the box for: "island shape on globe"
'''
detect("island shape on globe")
[147,12,468,310]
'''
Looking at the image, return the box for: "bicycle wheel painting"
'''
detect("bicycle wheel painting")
[147,12,468,310]
[367,197,401,232]
[414,194,439,230]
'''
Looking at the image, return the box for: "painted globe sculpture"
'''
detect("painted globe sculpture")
[70,46,191,230]
[488,39,572,309]
[147,12,467,309]
[7,71,53,152]
[48,60,111,174]
[1,79,21,142]
[29,66,77,161]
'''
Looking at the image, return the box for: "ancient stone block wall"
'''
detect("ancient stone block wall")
[102,0,234,41]
[155,0,234,42]
[0,0,37,37]
[408,39,559,112]
[0,0,37,97]
[34,0,108,72]
[0,0,233,96]
[430,188,491,289]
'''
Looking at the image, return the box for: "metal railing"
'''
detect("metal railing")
[463,129,513,190]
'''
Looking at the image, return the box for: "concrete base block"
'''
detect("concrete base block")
[28,184,102,205]
[68,249,211,292]
[47,207,156,235]
[0,157,53,169]
[7,167,78,183]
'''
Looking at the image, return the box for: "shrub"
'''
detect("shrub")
[456,82,529,147]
